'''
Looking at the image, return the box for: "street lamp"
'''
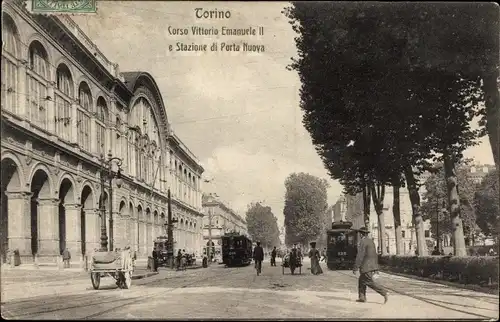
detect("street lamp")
[99,151,123,252]
[165,188,178,268]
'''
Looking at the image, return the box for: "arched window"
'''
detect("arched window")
[96,97,108,156]
[1,13,19,113]
[77,82,92,151]
[55,64,73,141]
[27,41,49,129]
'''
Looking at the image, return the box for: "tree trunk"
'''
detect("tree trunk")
[362,182,371,227]
[393,183,403,255]
[404,166,427,256]
[443,149,467,256]
[482,70,500,170]
[370,183,387,255]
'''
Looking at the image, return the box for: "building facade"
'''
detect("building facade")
[201,193,247,258]
[332,197,346,223]
[344,186,433,255]
[0,1,204,264]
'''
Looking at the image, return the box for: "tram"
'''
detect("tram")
[221,233,253,267]
[326,221,359,270]
[153,235,170,267]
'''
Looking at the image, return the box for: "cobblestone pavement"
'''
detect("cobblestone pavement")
[1,261,498,320]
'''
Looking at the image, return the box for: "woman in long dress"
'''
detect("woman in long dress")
[309,242,323,275]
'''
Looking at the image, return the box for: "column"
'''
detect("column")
[5,191,32,260]
[146,222,152,253]
[112,211,120,250]
[90,116,97,154]
[64,203,82,258]
[71,100,78,144]
[37,198,59,258]
[17,61,27,118]
[47,82,56,134]
[84,208,100,254]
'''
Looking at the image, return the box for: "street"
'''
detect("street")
[1,260,498,320]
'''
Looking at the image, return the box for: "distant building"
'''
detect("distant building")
[467,164,496,184]
[344,184,432,255]
[332,196,347,222]
[201,193,247,259]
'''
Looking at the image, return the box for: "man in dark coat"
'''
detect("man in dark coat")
[353,227,388,304]
[271,246,277,266]
[253,242,264,274]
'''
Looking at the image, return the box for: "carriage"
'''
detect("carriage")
[281,252,302,275]
[89,249,134,290]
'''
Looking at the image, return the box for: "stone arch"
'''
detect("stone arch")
[26,35,53,81]
[79,181,95,208]
[57,176,76,253]
[28,163,53,198]
[2,12,21,58]
[1,156,24,261]
[55,60,76,96]
[1,153,25,190]
[57,173,77,204]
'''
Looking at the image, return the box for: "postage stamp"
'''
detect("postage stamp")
[30,0,97,14]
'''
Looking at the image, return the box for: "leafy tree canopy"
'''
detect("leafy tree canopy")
[283,2,486,198]
[245,202,280,248]
[474,169,500,237]
[284,172,329,245]
[421,161,482,239]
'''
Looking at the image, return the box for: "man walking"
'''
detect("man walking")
[353,227,388,304]
[253,242,264,274]
[62,248,71,269]
[271,246,277,266]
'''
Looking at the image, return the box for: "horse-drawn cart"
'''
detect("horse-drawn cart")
[89,249,134,290]
[282,253,302,275]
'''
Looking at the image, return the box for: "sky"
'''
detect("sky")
[72,1,495,228]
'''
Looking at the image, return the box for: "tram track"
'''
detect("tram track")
[335,270,495,319]
[2,267,241,320]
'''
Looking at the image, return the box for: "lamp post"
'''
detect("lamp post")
[166,188,178,268]
[99,151,123,252]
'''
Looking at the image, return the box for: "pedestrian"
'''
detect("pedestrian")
[321,247,327,262]
[253,242,264,274]
[62,248,71,268]
[152,249,158,272]
[353,227,388,304]
[271,246,277,266]
[431,246,440,256]
[308,242,323,275]
[289,246,298,275]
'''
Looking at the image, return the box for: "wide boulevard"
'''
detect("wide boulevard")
[1,259,498,320]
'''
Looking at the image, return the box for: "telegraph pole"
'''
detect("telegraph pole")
[207,208,213,265]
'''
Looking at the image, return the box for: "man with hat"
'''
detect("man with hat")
[353,226,388,304]
[253,241,264,275]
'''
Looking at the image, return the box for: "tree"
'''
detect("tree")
[421,161,482,247]
[475,169,500,242]
[284,173,329,246]
[283,2,486,256]
[245,203,280,249]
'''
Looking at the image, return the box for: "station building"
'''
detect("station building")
[0,1,205,264]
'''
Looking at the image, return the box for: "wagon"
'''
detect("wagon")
[281,253,302,275]
[89,249,134,290]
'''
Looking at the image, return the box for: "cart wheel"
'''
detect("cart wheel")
[91,273,100,290]
[122,271,132,289]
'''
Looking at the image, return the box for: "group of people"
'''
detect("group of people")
[251,242,324,275]
[251,226,389,304]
